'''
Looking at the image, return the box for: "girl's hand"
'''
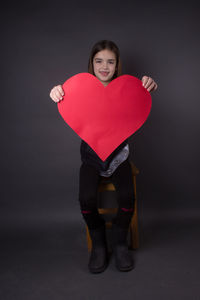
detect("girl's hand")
[49,85,64,103]
[141,76,158,92]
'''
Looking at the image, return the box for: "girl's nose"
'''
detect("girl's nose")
[102,62,108,69]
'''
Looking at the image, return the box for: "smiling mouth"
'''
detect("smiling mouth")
[100,71,109,77]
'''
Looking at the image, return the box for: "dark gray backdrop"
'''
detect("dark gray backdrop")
[1,1,200,299]
[1,0,199,226]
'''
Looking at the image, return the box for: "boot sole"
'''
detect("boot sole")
[116,264,134,272]
[89,261,108,274]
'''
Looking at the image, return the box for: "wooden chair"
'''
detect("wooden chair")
[86,161,139,251]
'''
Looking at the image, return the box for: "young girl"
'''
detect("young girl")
[49,40,158,273]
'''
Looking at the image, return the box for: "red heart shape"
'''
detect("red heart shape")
[57,73,152,161]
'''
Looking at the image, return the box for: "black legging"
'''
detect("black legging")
[78,159,135,230]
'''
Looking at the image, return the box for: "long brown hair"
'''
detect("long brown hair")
[88,40,122,80]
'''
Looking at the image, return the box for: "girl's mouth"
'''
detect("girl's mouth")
[100,71,109,77]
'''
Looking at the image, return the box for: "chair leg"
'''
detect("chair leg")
[129,199,139,249]
[129,176,139,249]
[86,225,92,252]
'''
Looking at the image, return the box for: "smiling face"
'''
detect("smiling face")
[93,49,117,86]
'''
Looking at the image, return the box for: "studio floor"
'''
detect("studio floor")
[0,210,200,300]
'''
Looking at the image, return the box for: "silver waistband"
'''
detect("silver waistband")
[99,144,129,177]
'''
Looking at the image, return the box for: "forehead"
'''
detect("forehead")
[94,49,116,60]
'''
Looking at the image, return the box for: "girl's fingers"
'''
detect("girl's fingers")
[144,77,152,88]
[142,76,158,92]
[154,83,158,91]
[51,94,58,103]
[50,90,57,102]
[147,82,155,92]
[49,85,64,102]
[142,76,150,88]
[57,85,64,96]
[54,89,63,101]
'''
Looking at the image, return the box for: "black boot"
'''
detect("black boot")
[88,224,108,273]
[112,224,134,272]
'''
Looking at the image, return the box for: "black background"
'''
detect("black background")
[1,0,200,299]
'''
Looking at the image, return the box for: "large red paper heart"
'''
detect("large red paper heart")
[57,73,152,161]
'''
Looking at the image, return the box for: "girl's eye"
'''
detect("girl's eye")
[95,60,115,64]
